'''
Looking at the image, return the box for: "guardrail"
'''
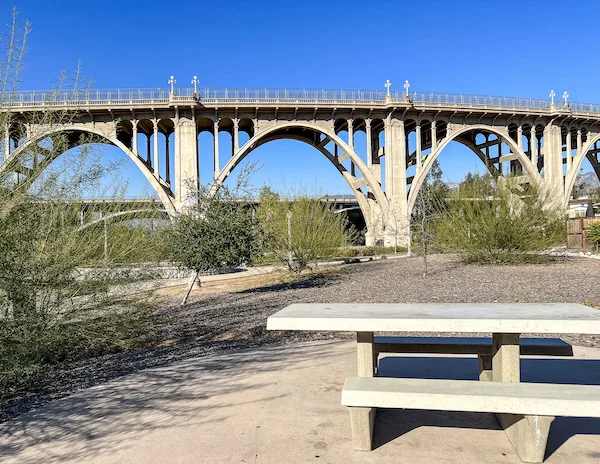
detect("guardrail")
[1,88,600,115]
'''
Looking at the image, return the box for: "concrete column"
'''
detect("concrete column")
[213,121,220,179]
[392,120,408,206]
[566,129,572,173]
[415,124,422,172]
[3,124,9,162]
[384,116,394,196]
[153,119,159,178]
[370,123,382,185]
[386,119,408,247]
[347,119,354,150]
[530,127,537,167]
[175,118,199,206]
[431,120,437,152]
[364,119,380,247]
[233,118,239,154]
[543,125,552,180]
[517,125,523,150]
[146,136,151,165]
[347,119,355,178]
[365,119,372,168]
[577,130,582,158]
[165,133,171,184]
[132,121,138,157]
[543,124,564,199]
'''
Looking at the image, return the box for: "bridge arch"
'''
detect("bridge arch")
[564,131,600,205]
[407,124,543,215]
[212,121,389,231]
[0,125,177,216]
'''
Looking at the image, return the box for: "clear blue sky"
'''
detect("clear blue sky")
[10,0,600,197]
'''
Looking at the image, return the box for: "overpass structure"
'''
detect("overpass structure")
[2,85,600,245]
[66,196,362,230]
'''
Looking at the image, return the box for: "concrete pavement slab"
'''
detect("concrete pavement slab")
[1,340,600,463]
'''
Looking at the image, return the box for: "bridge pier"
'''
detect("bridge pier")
[382,118,409,247]
[542,123,565,205]
[174,113,199,208]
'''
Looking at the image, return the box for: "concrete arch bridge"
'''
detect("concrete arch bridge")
[2,87,600,245]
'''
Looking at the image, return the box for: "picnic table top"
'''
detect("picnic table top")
[266,303,600,335]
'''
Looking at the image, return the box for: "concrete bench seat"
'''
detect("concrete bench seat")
[373,336,573,380]
[342,376,600,462]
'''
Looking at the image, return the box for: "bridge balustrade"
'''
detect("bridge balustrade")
[2,87,599,115]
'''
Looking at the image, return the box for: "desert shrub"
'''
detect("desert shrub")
[436,177,565,263]
[587,223,600,251]
[257,187,357,273]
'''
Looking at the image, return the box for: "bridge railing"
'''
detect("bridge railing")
[2,87,600,115]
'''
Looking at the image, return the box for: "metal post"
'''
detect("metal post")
[104,220,108,264]
[286,210,293,269]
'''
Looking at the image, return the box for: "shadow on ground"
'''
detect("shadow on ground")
[376,355,600,460]
[0,341,343,464]
[234,271,340,295]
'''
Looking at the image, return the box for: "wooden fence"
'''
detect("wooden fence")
[567,217,600,249]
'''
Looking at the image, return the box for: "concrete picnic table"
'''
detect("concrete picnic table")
[267,303,600,380]
[267,303,600,462]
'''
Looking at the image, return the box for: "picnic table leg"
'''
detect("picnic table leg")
[478,355,493,381]
[492,333,520,382]
[492,333,554,463]
[349,332,376,451]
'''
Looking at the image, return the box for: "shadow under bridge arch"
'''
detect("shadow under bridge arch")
[212,121,389,230]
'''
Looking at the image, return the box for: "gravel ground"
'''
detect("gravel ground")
[2,254,600,422]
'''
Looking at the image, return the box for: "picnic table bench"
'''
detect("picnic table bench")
[267,303,600,463]
[373,336,573,379]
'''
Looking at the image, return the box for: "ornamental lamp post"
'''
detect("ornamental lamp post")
[404,80,411,97]
[549,89,556,107]
[191,75,200,96]
[563,91,569,107]
[168,75,176,95]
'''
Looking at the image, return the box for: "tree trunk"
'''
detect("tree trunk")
[8,287,37,322]
[181,270,200,306]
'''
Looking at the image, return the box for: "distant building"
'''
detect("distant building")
[568,198,598,217]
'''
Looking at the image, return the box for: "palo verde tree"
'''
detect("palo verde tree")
[257,186,357,274]
[437,175,565,263]
[0,9,163,384]
[169,165,265,305]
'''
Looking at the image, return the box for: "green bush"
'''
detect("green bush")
[436,178,565,263]
[587,223,600,251]
[257,187,357,273]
